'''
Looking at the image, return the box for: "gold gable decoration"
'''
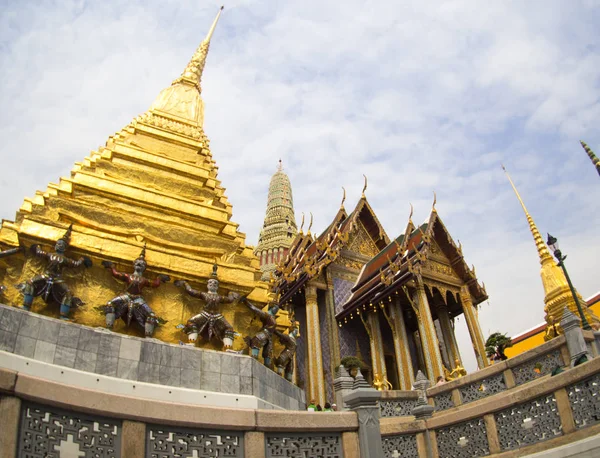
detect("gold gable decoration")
[347,220,380,258]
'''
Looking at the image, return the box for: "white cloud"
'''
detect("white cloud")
[1,0,600,372]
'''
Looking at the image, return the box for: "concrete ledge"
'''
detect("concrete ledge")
[426,336,567,398]
[0,367,17,392]
[380,418,425,436]
[15,372,257,430]
[255,410,358,432]
[380,390,418,400]
[495,422,600,458]
[426,357,600,429]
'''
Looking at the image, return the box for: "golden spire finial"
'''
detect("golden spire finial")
[432,192,437,213]
[580,141,600,177]
[502,165,553,264]
[299,212,305,234]
[408,203,414,222]
[277,158,283,172]
[307,212,313,236]
[175,6,224,92]
[340,187,346,209]
[361,175,368,198]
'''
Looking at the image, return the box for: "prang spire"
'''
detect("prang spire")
[502,165,553,264]
[501,165,597,336]
[580,141,600,177]
[174,6,224,93]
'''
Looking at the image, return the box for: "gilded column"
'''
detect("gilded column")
[412,279,444,380]
[436,303,462,368]
[460,285,489,369]
[363,311,386,381]
[384,297,414,390]
[305,284,326,405]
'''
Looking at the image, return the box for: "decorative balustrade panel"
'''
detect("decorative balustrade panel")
[567,371,600,429]
[147,425,243,458]
[266,433,343,458]
[512,350,564,386]
[18,402,121,458]
[494,393,562,451]
[459,373,505,404]
[435,417,489,458]
[433,391,454,412]
[380,399,418,417]
[382,434,419,458]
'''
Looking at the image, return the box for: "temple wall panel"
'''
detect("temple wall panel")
[333,277,354,315]
[294,305,307,392]
[318,290,334,403]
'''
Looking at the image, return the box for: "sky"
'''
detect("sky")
[1,0,600,372]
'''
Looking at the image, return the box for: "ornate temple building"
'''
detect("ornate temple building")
[272,190,490,406]
[0,7,276,349]
[254,161,298,281]
[2,9,600,458]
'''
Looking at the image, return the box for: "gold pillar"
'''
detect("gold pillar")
[362,310,386,380]
[305,284,326,405]
[436,303,462,368]
[460,285,489,369]
[384,297,414,390]
[413,280,444,380]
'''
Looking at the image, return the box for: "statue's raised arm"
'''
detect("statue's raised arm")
[177,263,238,351]
[100,244,167,338]
[16,224,92,320]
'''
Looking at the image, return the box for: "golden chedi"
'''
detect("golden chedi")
[0,7,272,350]
[503,166,599,339]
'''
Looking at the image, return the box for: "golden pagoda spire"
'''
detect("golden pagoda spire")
[175,6,224,92]
[148,7,224,128]
[580,141,600,177]
[502,165,597,337]
[502,165,553,264]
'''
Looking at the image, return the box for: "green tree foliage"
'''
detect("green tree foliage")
[485,332,513,361]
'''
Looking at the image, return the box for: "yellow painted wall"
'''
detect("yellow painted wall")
[504,301,599,358]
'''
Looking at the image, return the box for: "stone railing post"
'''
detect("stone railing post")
[333,365,354,411]
[593,330,600,358]
[344,370,383,458]
[561,307,590,367]
[411,370,434,420]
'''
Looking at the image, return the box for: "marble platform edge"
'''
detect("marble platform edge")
[0,350,281,410]
[0,303,305,410]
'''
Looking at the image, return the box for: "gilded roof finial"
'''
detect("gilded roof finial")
[432,191,437,213]
[580,141,600,177]
[175,6,224,92]
[361,175,368,198]
[340,187,346,209]
[299,212,305,235]
[502,165,553,264]
[408,203,414,223]
[277,158,283,172]
[307,212,313,236]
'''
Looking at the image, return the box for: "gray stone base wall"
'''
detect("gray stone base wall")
[0,303,304,410]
